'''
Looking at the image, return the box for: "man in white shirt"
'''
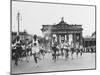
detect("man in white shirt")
[31,36,41,67]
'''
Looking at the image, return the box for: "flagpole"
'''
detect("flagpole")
[17,12,20,36]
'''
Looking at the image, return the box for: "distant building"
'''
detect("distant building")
[41,17,83,47]
[83,31,96,47]
[12,31,33,44]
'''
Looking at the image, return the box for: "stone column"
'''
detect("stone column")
[73,33,76,47]
[51,34,53,45]
[50,34,52,47]
[57,34,59,44]
[71,34,73,46]
[71,34,73,43]
[67,34,69,42]
[65,34,67,42]
[80,32,83,45]
[65,34,66,42]
[69,34,73,45]
[59,35,61,44]
[55,34,57,42]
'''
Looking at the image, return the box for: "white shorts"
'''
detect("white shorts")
[32,47,39,54]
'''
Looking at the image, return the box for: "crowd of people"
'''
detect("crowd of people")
[11,35,96,67]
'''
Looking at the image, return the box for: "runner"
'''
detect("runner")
[60,41,64,57]
[31,35,41,67]
[64,41,69,59]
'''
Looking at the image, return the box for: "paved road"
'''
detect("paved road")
[11,53,96,74]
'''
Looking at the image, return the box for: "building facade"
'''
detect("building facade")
[12,31,33,44]
[83,31,96,47]
[41,17,83,48]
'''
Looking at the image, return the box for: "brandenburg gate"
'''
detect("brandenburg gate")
[41,17,83,48]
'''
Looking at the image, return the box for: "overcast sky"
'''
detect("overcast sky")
[12,1,95,37]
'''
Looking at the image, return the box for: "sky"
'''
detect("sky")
[12,1,95,37]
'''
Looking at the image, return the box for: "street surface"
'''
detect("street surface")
[11,53,95,74]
